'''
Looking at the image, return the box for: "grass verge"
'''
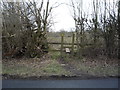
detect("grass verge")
[2,54,70,77]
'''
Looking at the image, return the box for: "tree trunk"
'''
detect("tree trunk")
[117,5,120,58]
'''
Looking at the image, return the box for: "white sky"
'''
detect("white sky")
[6,0,118,32]
[48,0,118,32]
[50,0,75,32]
[49,0,91,31]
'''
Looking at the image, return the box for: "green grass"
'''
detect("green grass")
[50,52,60,60]
[2,55,71,76]
[2,52,118,77]
[70,58,119,76]
[76,64,118,76]
[41,60,70,75]
[2,64,38,76]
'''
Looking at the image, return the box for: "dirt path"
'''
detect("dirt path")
[58,57,94,77]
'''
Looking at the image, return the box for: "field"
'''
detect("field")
[47,36,74,50]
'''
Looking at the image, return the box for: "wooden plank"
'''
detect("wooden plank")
[48,42,77,45]
[48,42,93,46]
[71,33,75,55]
[61,34,64,57]
[65,48,70,53]
[63,46,72,48]
[43,49,61,52]
[49,50,61,52]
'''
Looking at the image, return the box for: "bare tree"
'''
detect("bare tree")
[99,0,118,58]
[70,0,88,58]
[2,0,54,58]
[117,0,120,59]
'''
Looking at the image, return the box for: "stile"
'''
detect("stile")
[71,33,75,56]
[65,48,70,53]
[61,33,64,57]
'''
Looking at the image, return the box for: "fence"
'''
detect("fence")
[47,33,93,57]
[47,33,76,57]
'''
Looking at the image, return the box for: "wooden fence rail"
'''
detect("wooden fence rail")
[48,42,93,46]
[47,33,76,57]
[47,33,93,57]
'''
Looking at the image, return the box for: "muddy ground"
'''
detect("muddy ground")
[2,53,119,80]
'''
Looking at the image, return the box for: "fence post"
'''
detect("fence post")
[61,33,64,57]
[71,33,75,56]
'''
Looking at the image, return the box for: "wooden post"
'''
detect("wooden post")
[61,33,64,57]
[71,33,75,56]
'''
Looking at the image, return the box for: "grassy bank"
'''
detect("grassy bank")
[2,52,119,78]
[2,53,71,77]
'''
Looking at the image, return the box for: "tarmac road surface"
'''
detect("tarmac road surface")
[2,78,119,88]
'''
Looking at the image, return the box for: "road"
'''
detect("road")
[2,78,119,88]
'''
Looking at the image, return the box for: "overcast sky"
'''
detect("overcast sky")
[48,0,118,32]
[50,0,90,32]
[50,0,75,32]
[8,0,118,32]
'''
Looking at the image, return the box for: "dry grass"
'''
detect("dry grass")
[2,51,119,77]
[64,56,119,76]
[2,54,71,77]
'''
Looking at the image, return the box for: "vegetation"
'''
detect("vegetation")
[1,0,119,78]
[70,0,119,59]
[2,53,118,77]
[1,0,119,59]
[2,0,52,58]
[2,54,71,77]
